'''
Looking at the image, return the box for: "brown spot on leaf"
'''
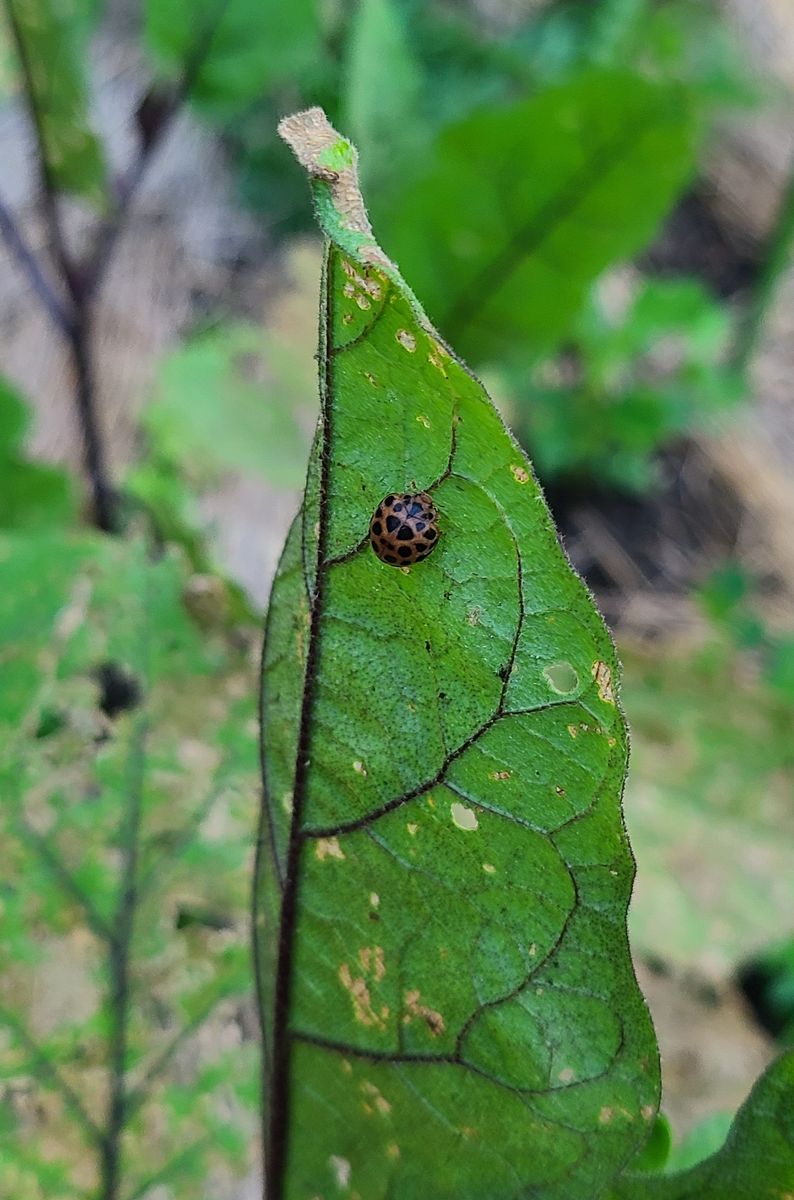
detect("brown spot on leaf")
[361,1080,391,1115]
[403,989,445,1036]
[339,963,386,1029]
[316,837,345,861]
[592,660,616,704]
[358,945,385,982]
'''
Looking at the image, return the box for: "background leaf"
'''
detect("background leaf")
[375,70,699,363]
[607,1051,794,1197]
[0,531,259,1196]
[143,0,320,119]
[341,0,424,193]
[0,379,77,529]
[137,323,311,489]
[623,641,794,980]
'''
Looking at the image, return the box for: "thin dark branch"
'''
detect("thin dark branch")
[0,1003,108,1151]
[2,1,116,529]
[100,718,148,1200]
[2,0,231,535]
[70,307,119,532]
[82,0,230,299]
[3,0,80,301]
[0,195,74,334]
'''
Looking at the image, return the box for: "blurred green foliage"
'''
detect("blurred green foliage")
[700,562,794,700]
[623,621,794,979]
[152,0,751,515]
[0,380,78,529]
[513,278,742,489]
[144,0,320,119]
[2,0,107,205]
[0,404,260,1197]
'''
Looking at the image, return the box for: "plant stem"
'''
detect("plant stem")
[3,0,80,302]
[2,0,118,529]
[0,197,74,335]
[83,0,229,300]
[0,0,230,533]
[71,306,120,532]
[101,721,147,1200]
[732,152,794,374]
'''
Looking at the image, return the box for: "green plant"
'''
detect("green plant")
[0,519,260,1198]
[0,379,77,529]
[700,562,794,700]
[254,108,794,1199]
[511,278,741,491]
[0,0,763,551]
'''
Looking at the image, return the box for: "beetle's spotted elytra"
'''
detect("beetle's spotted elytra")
[369,492,440,567]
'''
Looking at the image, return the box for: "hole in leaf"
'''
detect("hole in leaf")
[450,802,478,831]
[543,660,579,695]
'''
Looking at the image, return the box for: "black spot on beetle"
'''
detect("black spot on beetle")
[396,526,414,541]
[397,546,413,558]
[383,554,398,564]
[386,515,400,533]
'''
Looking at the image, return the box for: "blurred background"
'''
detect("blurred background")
[1,0,794,1196]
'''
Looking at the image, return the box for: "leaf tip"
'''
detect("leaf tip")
[278,106,372,239]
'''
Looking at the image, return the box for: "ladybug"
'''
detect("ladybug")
[369,492,440,566]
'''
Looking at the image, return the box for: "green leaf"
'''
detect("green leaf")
[143,0,320,119]
[375,69,698,363]
[256,107,659,1200]
[4,0,106,205]
[607,1051,794,1197]
[664,1111,732,1174]
[632,1113,672,1173]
